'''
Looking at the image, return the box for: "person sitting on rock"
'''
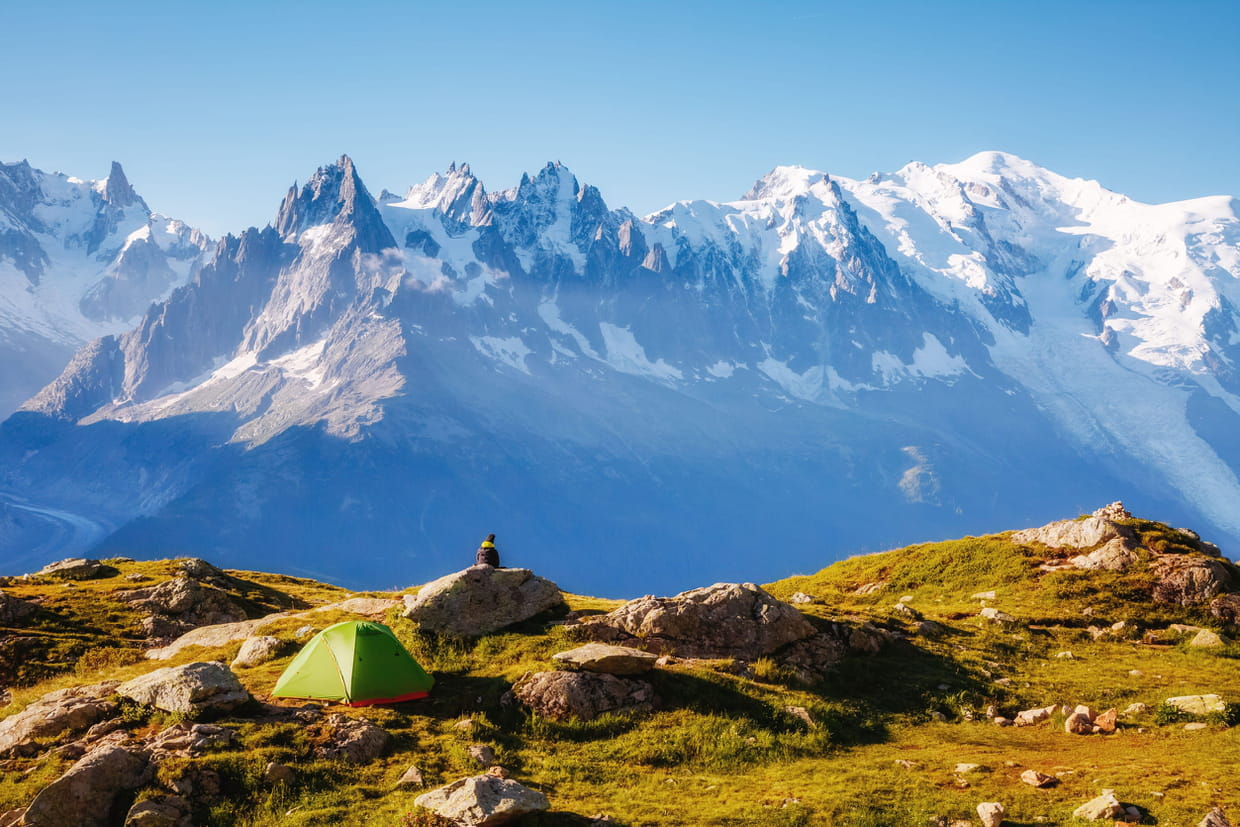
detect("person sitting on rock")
[476,534,500,567]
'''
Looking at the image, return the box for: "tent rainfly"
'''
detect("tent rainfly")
[272,620,434,706]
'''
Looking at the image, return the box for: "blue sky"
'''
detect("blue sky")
[3,0,1238,237]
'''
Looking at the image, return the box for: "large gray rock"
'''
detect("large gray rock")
[116,662,250,715]
[0,682,119,757]
[402,567,562,637]
[1012,515,1130,550]
[1153,555,1234,605]
[35,558,106,581]
[512,671,654,722]
[0,590,36,624]
[231,635,285,668]
[146,618,272,660]
[1070,538,1139,571]
[21,743,151,827]
[414,775,549,826]
[573,582,815,659]
[311,713,389,764]
[551,643,659,674]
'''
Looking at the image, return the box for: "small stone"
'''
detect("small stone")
[263,762,294,785]
[396,765,425,788]
[1072,790,1125,821]
[930,710,948,722]
[1189,629,1229,648]
[993,717,1013,727]
[1014,705,1055,726]
[1093,708,1118,733]
[414,775,549,825]
[955,763,987,774]
[980,607,1016,623]
[1021,770,1056,788]
[485,765,510,779]
[1056,651,1075,659]
[1122,702,1148,716]
[468,744,497,766]
[972,591,996,601]
[787,592,815,604]
[1165,694,1225,715]
[1184,722,1209,731]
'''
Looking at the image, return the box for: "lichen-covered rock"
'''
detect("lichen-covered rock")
[22,744,151,827]
[231,635,285,668]
[311,714,389,764]
[0,681,119,757]
[572,582,815,659]
[414,775,550,826]
[117,662,250,715]
[403,567,562,637]
[145,723,237,761]
[551,643,659,674]
[1153,556,1234,605]
[512,671,654,722]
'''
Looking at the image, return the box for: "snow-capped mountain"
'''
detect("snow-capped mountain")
[2,152,1236,595]
[0,160,212,414]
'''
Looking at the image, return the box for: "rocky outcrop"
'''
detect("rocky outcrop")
[117,576,248,643]
[35,558,108,581]
[0,590,36,624]
[1012,512,1131,550]
[571,582,815,659]
[145,723,237,761]
[21,743,151,827]
[1153,555,1234,605]
[231,636,285,668]
[551,643,659,674]
[310,714,389,764]
[116,662,250,716]
[1200,807,1233,827]
[414,775,550,826]
[402,567,562,637]
[512,671,654,722]
[0,682,119,757]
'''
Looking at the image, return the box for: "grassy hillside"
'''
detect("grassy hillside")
[1,513,1238,826]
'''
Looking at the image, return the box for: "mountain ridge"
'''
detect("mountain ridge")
[1,151,1237,595]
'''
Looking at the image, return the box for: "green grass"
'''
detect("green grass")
[2,522,1239,825]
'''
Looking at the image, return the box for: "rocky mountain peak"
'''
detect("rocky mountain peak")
[273,155,392,250]
[742,165,829,202]
[100,161,140,208]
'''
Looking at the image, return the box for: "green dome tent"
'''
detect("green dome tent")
[272,620,434,706]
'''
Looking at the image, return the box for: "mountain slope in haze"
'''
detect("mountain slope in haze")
[0,159,213,415]
[1,153,1237,595]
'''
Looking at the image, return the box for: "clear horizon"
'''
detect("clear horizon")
[4,0,1238,238]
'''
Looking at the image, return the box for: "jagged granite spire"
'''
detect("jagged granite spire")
[101,161,139,207]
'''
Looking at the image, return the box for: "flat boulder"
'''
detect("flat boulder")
[35,558,107,581]
[512,671,654,722]
[0,681,119,757]
[22,743,151,827]
[572,582,815,659]
[146,618,272,661]
[1165,694,1225,715]
[414,774,549,826]
[116,662,249,716]
[403,567,562,637]
[551,643,659,674]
